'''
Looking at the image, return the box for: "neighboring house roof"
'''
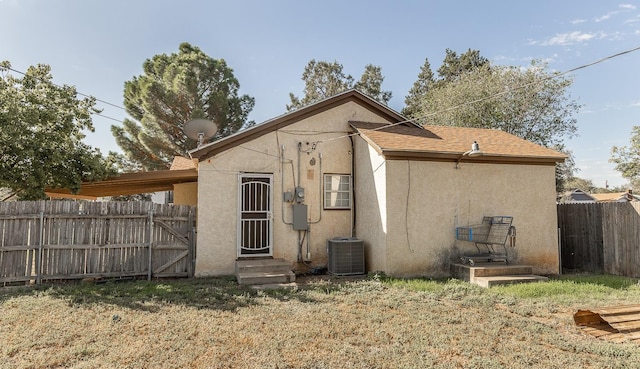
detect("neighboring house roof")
[189,89,408,160]
[46,169,198,200]
[351,122,566,165]
[560,189,597,203]
[591,191,640,202]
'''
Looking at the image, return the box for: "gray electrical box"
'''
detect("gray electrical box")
[293,203,308,230]
[283,191,294,202]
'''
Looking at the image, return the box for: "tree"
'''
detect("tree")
[112,43,255,170]
[402,58,435,117]
[436,48,489,85]
[0,61,114,200]
[416,60,579,148]
[554,145,578,192]
[610,126,640,189]
[354,64,392,105]
[562,177,595,192]
[403,49,488,119]
[287,60,391,111]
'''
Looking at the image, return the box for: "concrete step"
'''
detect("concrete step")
[235,258,292,274]
[471,264,533,277]
[237,271,296,285]
[450,263,533,282]
[473,274,548,288]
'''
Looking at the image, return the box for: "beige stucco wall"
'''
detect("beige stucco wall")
[195,102,394,276]
[382,160,559,277]
[353,136,388,273]
[173,182,197,206]
[354,131,559,277]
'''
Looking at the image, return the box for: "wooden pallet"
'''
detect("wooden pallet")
[574,304,640,344]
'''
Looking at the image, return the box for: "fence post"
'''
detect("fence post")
[189,209,196,277]
[148,208,154,281]
[557,227,562,275]
[36,211,44,285]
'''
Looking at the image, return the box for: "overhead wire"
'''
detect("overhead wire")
[4,44,640,143]
[2,65,127,111]
[313,44,640,146]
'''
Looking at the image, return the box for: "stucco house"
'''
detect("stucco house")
[190,90,566,278]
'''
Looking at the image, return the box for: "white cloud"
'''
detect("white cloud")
[620,4,637,10]
[571,19,587,24]
[596,11,620,22]
[542,31,598,46]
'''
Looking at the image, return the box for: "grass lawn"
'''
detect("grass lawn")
[2,273,640,368]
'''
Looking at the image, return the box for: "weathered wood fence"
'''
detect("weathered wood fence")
[557,202,640,277]
[0,201,196,285]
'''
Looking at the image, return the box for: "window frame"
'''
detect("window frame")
[323,173,352,210]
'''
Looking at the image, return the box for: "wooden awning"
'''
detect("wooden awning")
[45,169,198,200]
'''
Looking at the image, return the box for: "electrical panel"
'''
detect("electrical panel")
[293,203,308,230]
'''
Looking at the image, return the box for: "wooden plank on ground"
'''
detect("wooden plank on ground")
[575,305,640,345]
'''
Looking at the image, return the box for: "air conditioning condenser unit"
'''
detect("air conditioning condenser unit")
[327,237,365,275]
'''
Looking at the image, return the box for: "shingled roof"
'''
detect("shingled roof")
[351,121,566,165]
[189,89,565,165]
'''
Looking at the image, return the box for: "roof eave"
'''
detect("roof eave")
[380,150,565,165]
[190,90,407,160]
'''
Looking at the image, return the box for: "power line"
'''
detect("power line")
[5,44,640,134]
[316,44,640,145]
[2,65,127,111]
[95,113,126,123]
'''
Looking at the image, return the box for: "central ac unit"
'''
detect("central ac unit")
[327,237,365,275]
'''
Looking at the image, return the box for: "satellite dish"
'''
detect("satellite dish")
[184,119,217,147]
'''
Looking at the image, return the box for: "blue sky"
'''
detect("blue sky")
[2,0,640,188]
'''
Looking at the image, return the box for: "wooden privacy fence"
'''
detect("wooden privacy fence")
[557,201,640,277]
[0,201,196,285]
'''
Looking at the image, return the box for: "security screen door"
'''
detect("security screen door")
[238,174,273,257]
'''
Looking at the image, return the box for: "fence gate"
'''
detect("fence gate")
[0,201,196,285]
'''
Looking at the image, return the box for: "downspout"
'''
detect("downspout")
[297,142,302,262]
[349,135,356,238]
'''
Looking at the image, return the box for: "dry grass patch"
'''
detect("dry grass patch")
[1,275,640,368]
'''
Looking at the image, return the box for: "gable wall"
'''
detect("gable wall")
[195,101,394,276]
[382,159,559,277]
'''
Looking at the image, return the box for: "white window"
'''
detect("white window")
[324,174,351,209]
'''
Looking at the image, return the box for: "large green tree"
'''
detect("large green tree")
[610,126,640,189]
[435,48,489,85]
[112,43,255,170]
[403,49,488,118]
[287,60,391,111]
[414,60,579,148]
[402,58,435,117]
[0,61,114,200]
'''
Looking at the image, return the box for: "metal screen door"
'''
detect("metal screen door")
[238,174,273,257]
